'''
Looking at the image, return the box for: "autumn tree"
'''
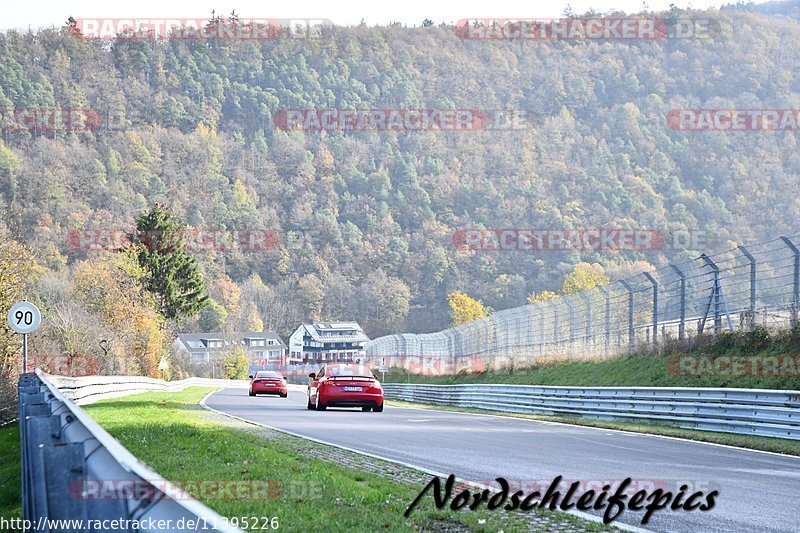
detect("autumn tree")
[0,227,39,373]
[560,262,610,294]
[298,273,325,322]
[0,227,39,420]
[527,290,560,305]
[0,141,20,204]
[209,278,241,329]
[447,291,488,326]
[70,252,167,377]
[357,270,411,334]
[244,301,264,331]
[222,347,249,379]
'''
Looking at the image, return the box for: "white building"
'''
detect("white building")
[288,322,370,364]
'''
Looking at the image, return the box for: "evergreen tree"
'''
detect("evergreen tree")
[132,205,209,322]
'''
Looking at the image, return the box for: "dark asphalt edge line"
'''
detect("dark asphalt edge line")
[199,388,650,533]
[383,399,800,460]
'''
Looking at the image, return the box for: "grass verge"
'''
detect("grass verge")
[385,399,800,456]
[384,327,800,390]
[383,352,800,390]
[84,387,602,532]
[0,424,21,519]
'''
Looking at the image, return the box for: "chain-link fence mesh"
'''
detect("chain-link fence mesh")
[366,235,800,375]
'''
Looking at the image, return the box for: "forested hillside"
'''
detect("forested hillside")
[1,5,800,354]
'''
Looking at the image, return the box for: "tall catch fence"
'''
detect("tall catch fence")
[366,235,800,375]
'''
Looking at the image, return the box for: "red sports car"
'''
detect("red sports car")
[307,363,384,412]
[249,371,288,397]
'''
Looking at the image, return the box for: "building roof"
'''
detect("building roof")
[297,322,370,343]
[174,331,286,352]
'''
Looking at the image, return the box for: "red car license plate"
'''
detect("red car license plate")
[342,386,362,391]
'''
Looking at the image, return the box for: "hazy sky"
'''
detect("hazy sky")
[1,0,768,31]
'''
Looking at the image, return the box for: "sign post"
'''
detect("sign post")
[378,357,388,382]
[7,301,42,374]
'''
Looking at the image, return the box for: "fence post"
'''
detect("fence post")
[700,254,721,335]
[619,280,635,351]
[643,272,658,344]
[598,285,611,356]
[552,301,559,348]
[781,236,800,328]
[564,296,575,349]
[538,305,545,359]
[578,292,592,347]
[738,244,757,331]
[670,264,686,340]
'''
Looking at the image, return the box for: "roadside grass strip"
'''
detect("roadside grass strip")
[0,424,21,519]
[383,353,800,391]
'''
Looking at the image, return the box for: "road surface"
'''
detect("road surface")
[205,386,800,532]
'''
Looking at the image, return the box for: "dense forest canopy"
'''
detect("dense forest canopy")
[1,4,800,346]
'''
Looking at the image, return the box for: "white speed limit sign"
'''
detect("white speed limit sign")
[7,301,41,334]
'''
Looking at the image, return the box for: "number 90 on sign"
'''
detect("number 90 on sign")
[7,301,41,334]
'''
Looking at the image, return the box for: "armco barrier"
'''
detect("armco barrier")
[382,383,800,440]
[49,375,249,405]
[18,370,244,532]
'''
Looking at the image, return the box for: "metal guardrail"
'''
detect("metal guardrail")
[383,383,800,440]
[18,370,244,532]
[47,375,249,405]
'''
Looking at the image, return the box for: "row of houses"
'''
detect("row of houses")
[171,322,369,367]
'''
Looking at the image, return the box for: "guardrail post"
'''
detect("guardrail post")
[670,264,686,340]
[18,374,46,522]
[781,236,800,327]
[597,286,611,356]
[619,280,635,351]
[738,244,757,331]
[700,254,721,335]
[643,272,658,344]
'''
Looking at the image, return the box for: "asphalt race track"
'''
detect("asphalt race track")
[205,387,800,532]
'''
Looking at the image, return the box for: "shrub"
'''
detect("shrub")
[741,327,771,353]
[221,348,249,380]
